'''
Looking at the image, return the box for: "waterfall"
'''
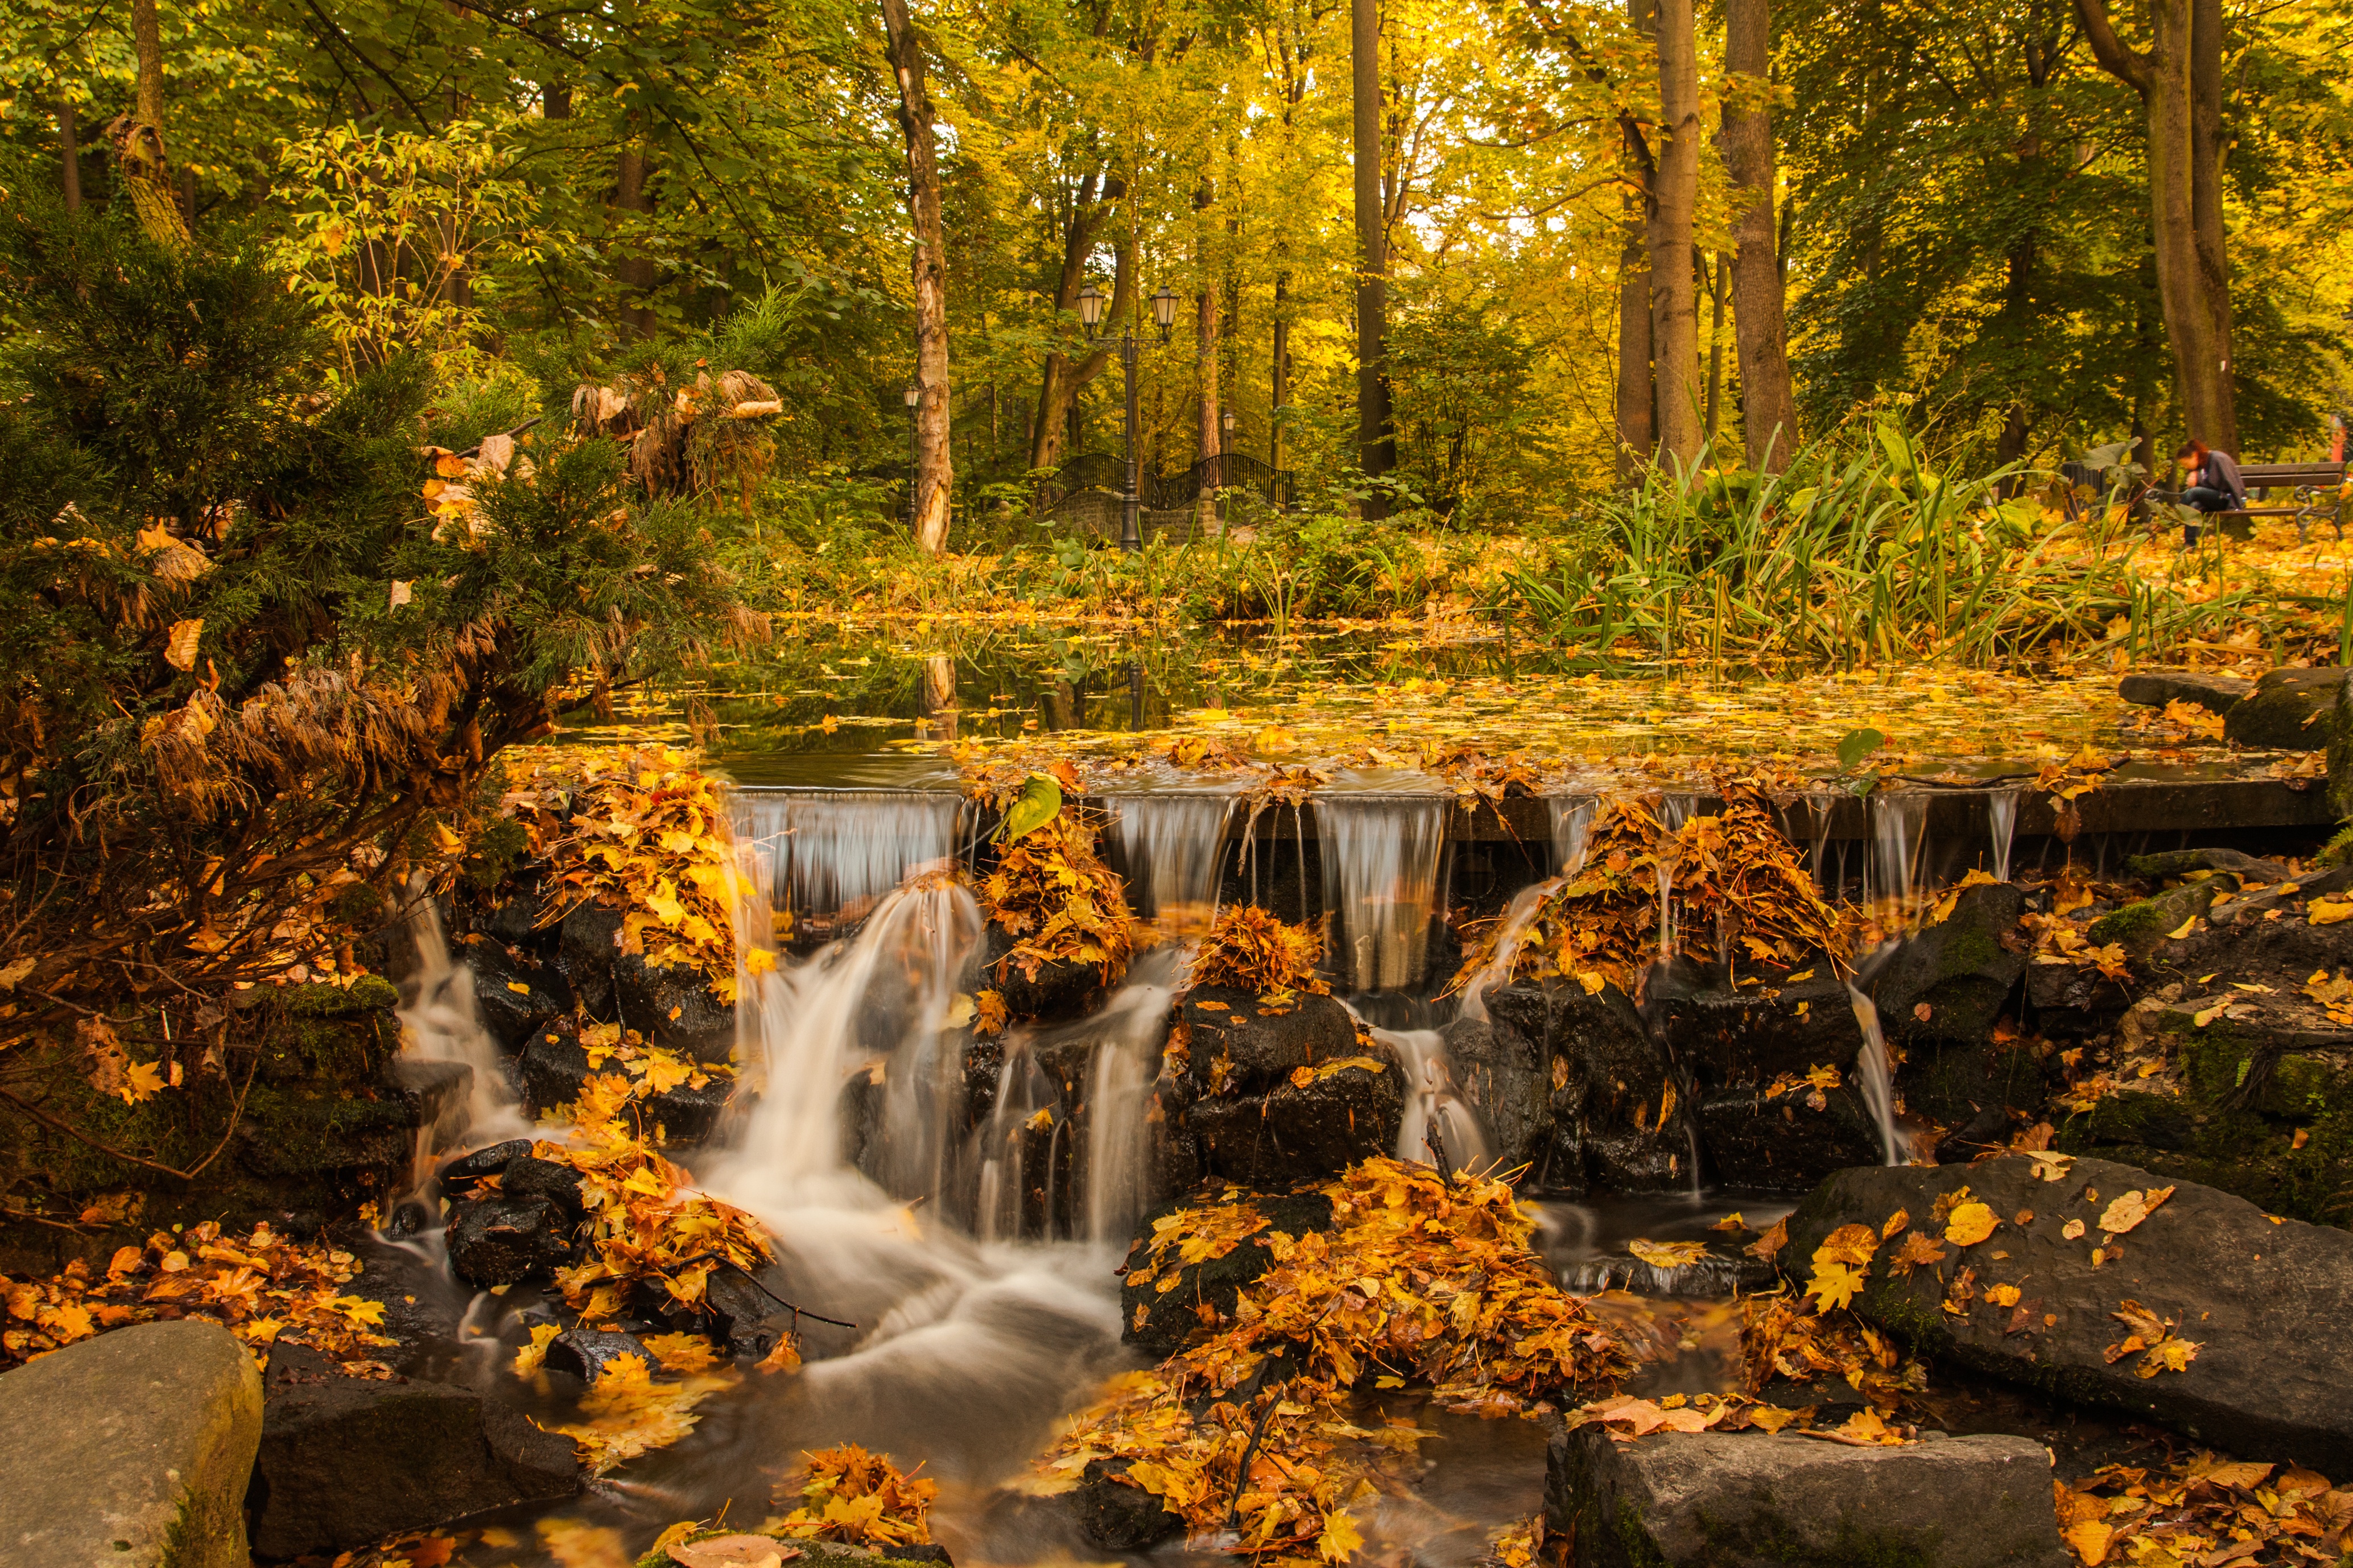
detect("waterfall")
[1382,1026,1490,1175]
[1549,794,1599,880]
[1113,793,1234,931]
[1081,949,1187,1247]
[1868,792,1930,926]
[395,893,530,1153]
[1654,794,1696,961]
[732,788,963,931]
[1847,984,1902,1166]
[1315,797,1448,991]
[1988,787,2021,882]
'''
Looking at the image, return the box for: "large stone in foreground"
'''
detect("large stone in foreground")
[0,1319,262,1568]
[1545,1421,2064,1568]
[1786,1155,2353,1472]
[247,1344,578,1558]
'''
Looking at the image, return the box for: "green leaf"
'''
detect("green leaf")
[997,773,1063,844]
[1836,727,1888,769]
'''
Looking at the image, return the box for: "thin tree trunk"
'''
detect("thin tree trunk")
[1615,0,1657,482]
[2189,0,2235,451]
[1716,0,1799,471]
[1272,271,1291,473]
[542,81,570,119]
[1195,179,1221,525]
[1351,0,1392,513]
[115,0,187,247]
[2077,0,2233,447]
[1026,174,1125,474]
[613,139,658,337]
[59,101,82,211]
[1703,251,1727,443]
[881,0,954,552]
[1649,0,1703,471]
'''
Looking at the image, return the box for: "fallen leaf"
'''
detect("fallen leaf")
[165,618,204,671]
[1628,1239,1708,1269]
[1943,1202,1999,1247]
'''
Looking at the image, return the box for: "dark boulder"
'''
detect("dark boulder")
[1697,1083,1886,1190]
[1190,1055,1403,1190]
[1485,982,1689,1193]
[1865,881,2027,1047]
[2224,667,2346,750]
[517,1029,733,1145]
[553,902,626,1016]
[464,935,573,1052]
[2121,847,2294,884]
[544,1328,650,1382]
[1545,1419,2064,1568]
[502,1153,588,1222]
[1784,1154,2353,1474]
[2117,670,2252,712]
[446,1194,576,1288]
[615,952,737,1063]
[1070,1458,1186,1552]
[662,1265,789,1361]
[1121,1189,1333,1360]
[246,1344,578,1559]
[985,924,1113,1022]
[437,1138,534,1192]
[1181,988,1356,1096]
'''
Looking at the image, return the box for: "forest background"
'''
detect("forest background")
[2,0,2350,547]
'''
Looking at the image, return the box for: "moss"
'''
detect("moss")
[1611,1496,1673,1568]
[279,976,399,1017]
[2071,1090,2197,1150]
[2320,825,2353,870]
[2086,899,2164,946]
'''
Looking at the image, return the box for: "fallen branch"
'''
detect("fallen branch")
[0,1053,259,1183]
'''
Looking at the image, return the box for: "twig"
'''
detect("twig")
[0,1054,259,1183]
[664,1250,857,1329]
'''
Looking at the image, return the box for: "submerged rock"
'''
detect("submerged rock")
[1784,1154,2353,1474]
[247,1344,578,1559]
[2224,667,2346,750]
[1545,1420,2065,1568]
[2117,670,2252,712]
[1121,1189,1334,1359]
[1070,1457,1186,1551]
[0,1320,262,1568]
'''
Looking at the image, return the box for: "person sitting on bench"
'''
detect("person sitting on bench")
[2173,438,2245,546]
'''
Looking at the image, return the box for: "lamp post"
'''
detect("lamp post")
[902,382,920,533]
[1079,282,1178,553]
[1220,408,1236,488]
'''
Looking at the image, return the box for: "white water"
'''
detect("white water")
[1316,797,1449,992]
[1113,793,1234,930]
[1081,949,1187,1246]
[394,894,531,1154]
[1382,1025,1491,1175]
[1988,787,2021,881]
[1655,794,1696,960]
[732,789,963,930]
[1869,791,1930,927]
[1847,983,1902,1166]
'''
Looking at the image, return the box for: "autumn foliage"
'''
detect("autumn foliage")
[1189,906,1330,999]
[979,805,1135,989]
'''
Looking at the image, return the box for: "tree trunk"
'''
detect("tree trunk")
[59,100,81,211]
[1272,271,1291,472]
[881,0,955,553]
[1615,0,1657,482]
[1025,174,1126,474]
[613,141,658,337]
[115,0,188,247]
[1351,0,1392,513]
[1703,250,1727,442]
[2189,0,2235,451]
[1649,0,1703,471]
[1195,180,1221,526]
[542,81,571,119]
[2076,0,2234,448]
[1716,0,1798,471]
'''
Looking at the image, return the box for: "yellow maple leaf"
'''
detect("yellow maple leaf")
[1316,1507,1364,1562]
[1806,1260,1867,1311]
[120,1060,167,1105]
[744,947,778,976]
[515,1322,562,1377]
[2063,1517,2113,1566]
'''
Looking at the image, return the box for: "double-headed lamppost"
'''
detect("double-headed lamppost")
[1077,280,1178,552]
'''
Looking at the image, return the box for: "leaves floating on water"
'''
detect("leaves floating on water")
[542,1350,740,1474]
[772,1443,938,1546]
[1627,1239,1709,1269]
[2054,1450,2351,1565]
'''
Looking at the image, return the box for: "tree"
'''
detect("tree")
[1646,0,1701,468]
[880,0,956,552]
[1352,0,1394,511]
[1615,0,1657,478]
[2075,0,2235,449]
[114,0,187,247]
[1715,0,1797,470]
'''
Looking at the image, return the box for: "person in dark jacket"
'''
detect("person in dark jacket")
[2173,439,2245,546]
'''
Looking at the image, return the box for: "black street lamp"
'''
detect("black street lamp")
[902,382,920,533]
[1079,282,1178,552]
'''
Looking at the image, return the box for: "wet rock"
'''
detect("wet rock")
[1071,1458,1186,1551]
[1122,1189,1334,1360]
[1865,881,2027,1047]
[247,1344,579,1559]
[661,1265,789,1361]
[2121,847,2294,884]
[1544,1419,2064,1568]
[985,926,1112,1022]
[1485,982,1687,1193]
[1784,1154,2353,1473]
[2085,877,2232,960]
[438,1138,534,1192]
[0,1320,262,1568]
[2224,667,2346,750]
[1697,1084,1885,1190]
[389,1057,474,1153]
[2117,670,2252,712]
[1181,988,1356,1095]
[503,1153,588,1222]
[554,902,626,1016]
[465,935,573,1051]
[447,1194,576,1287]
[518,1029,734,1145]
[1645,958,1867,1085]
[615,952,736,1062]
[1440,1013,1551,1173]
[544,1327,650,1381]
[1190,1055,1403,1190]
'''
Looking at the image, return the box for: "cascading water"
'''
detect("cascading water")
[1988,787,2022,882]
[394,893,531,1156]
[1458,795,1600,1024]
[1315,796,1448,992]
[1113,793,1234,931]
[1081,948,1187,1246]
[732,789,964,932]
[1847,984,1902,1166]
[1868,791,1930,927]
[1549,794,1599,879]
[1655,793,1698,959]
[1382,1026,1491,1175]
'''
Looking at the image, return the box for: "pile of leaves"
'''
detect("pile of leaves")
[533,1113,771,1323]
[770,1443,939,1546]
[1189,906,1330,999]
[973,773,1134,990]
[558,1020,733,1127]
[497,745,761,1001]
[2057,1454,2353,1565]
[1,1219,392,1371]
[1467,786,1853,995]
[1030,1157,1634,1562]
[1737,1289,1927,1417]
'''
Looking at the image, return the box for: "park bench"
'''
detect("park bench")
[2143,460,2348,542]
